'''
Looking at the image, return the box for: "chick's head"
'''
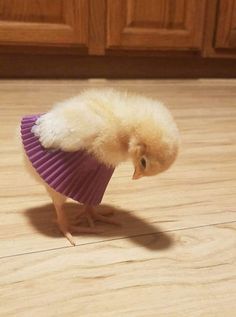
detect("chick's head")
[128,121,179,180]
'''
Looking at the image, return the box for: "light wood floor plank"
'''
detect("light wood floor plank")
[0,223,235,317]
[0,80,236,257]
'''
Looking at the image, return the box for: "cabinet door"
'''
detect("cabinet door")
[0,0,88,47]
[107,0,206,50]
[215,0,236,49]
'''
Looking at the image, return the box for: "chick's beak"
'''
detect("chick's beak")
[132,166,143,180]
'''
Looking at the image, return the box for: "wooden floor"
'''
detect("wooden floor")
[0,80,236,316]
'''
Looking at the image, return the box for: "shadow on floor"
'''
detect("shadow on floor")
[24,202,174,251]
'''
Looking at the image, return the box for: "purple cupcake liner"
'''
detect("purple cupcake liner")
[21,115,115,205]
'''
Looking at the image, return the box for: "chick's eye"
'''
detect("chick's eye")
[140,158,146,169]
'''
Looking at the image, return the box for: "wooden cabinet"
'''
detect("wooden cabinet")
[107,0,206,50]
[1,0,236,78]
[0,0,88,47]
[215,0,236,49]
[0,0,236,61]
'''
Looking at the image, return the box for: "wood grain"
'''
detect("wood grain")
[0,0,64,23]
[0,0,88,46]
[107,0,206,50]
[0,79,236,258]
[0,223,235,316]
[88,0,106,55]
[203,0,236,58]
[215,0,236,49]
[0,79,236,316]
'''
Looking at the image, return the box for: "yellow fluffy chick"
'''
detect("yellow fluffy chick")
[25,88,180,245]
[33,88,179,175]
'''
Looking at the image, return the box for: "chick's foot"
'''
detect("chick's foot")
[57,205,120,246]
[76,205,121,228]
[56,216,102,247]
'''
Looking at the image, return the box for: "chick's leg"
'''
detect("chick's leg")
[47,187,102,246]
[47,187,76,246]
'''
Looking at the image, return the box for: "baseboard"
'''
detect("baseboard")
[1,54,236,78]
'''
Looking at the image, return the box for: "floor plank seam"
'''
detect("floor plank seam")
[1,219,236,260]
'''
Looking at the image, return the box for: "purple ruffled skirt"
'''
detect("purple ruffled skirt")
[21,115,115,205]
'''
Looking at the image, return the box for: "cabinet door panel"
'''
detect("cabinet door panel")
[215,0,236,49]
[0,0,88,47]
[107,0,206,50]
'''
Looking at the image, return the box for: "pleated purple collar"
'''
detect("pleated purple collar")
[21,115,115,205]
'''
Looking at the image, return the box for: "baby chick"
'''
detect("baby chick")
[23,88,180,245]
